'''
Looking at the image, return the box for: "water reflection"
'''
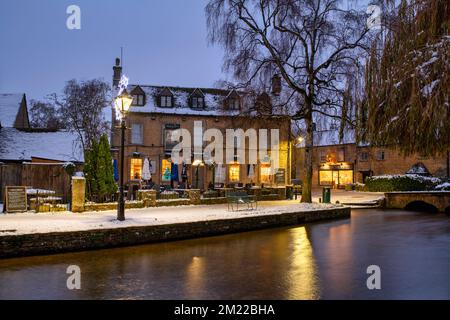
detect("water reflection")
[285,227,321,299]
[0,209,448,299]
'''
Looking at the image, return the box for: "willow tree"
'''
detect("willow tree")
[364,0,450,156]
[206,0,371,202]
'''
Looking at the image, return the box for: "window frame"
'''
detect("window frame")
[191,96,204,109]
[160,95,173,108]
[131,123,143,145]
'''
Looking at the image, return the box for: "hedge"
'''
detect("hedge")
[365,174,441,192]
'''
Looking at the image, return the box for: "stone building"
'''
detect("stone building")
[110,60,292,190]
[295,129,450,188]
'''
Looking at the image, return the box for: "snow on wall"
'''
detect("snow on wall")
[0,128,84,162]
[0,93,23,128]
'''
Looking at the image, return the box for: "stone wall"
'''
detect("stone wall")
[0,207,350,258]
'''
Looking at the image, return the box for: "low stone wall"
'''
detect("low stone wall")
[0,207,350,259]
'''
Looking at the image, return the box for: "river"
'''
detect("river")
[0,209,448,300]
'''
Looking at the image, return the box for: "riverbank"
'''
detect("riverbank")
[0,201,350,258]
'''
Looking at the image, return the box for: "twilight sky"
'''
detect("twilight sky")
[0,0,225,101]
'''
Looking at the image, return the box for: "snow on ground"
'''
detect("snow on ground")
[435,182,450,190]
[0,201,342,236]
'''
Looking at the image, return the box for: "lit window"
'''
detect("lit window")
[339,170,354,185]
[260,164,272,184]
[319,171,333,186]
[228,163,240,182]
[161,159,171,182]
[131,123,143,144]
[160,96,173,107]
[192,97,204,108]
[130,158,142,180]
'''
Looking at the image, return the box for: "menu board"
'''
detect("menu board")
[5,186,27,213]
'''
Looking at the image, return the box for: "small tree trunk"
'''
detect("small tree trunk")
[301,103,314,203]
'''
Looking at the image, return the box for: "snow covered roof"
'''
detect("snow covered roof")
[127,85,285,117]
[297,129,356,147]
[0,128,84,162]
[0,93,25,128]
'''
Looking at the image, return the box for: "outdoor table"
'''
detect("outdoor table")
[215,187,234,197]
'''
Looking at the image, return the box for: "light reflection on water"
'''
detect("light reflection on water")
[0,209,448,300]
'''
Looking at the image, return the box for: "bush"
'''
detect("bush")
[365,174,441,192]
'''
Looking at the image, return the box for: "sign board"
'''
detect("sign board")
[275,168,286,184]
[5,186,27,213]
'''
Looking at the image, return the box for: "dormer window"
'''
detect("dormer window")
[132,94,145,106]
[225,90,241,111]
[228,98,240,110]
[191,96,204,108]
[130,86,146,106]
[190,88,205,109]
[160,95,173,107]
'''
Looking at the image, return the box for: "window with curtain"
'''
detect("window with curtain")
[131,123,143,145]
[130,158,142,180]
[260,164,272,184]
[228,163,240,182]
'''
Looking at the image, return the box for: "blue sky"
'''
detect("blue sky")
[0,0,225,101]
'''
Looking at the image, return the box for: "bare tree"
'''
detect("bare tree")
[51,79,111,152]
[29,100,64,129]
[206,0,372,202]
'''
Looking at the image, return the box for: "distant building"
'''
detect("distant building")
[110,59,292,189]
[0,93,83,201]
[295,129,450,188]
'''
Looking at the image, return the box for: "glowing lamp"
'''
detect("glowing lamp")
[115,89,133,116]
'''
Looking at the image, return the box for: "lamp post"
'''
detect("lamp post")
[114,89,133,221]
[192,158,204,189]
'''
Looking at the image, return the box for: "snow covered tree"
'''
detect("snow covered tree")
[363,0,450,156]
[206,0,373,202]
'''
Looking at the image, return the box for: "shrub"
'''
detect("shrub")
[365,174,441,192]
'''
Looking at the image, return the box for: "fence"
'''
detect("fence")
[0,162,82,203]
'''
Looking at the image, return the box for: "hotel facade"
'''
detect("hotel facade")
[110,60,292,191]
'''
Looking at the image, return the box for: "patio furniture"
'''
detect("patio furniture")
[226,191,257,211]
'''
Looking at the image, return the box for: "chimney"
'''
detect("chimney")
[112,58,122,88]
[271,74,281,96]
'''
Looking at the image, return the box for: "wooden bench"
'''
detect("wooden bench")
[226,191,257,211]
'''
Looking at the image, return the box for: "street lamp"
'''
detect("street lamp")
[192,158,205,189]
[114,89,133,221]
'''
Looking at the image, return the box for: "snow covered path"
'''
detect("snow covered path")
[0,200,344,236]
[0,191,383,236]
